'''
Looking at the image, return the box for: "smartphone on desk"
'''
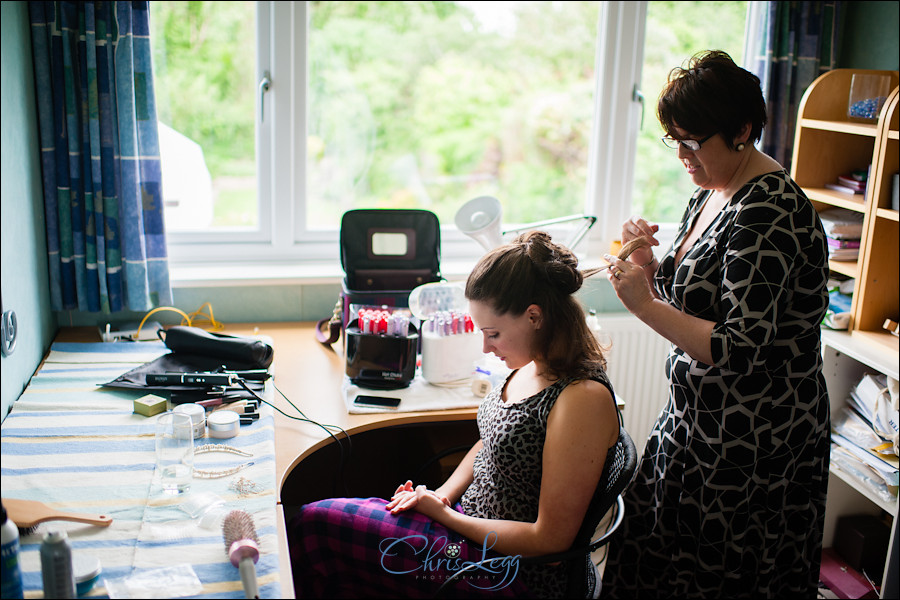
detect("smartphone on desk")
[353,395,401,409]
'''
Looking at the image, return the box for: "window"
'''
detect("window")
[151,1,259,234]
[632,1,748,225]
[305,1,602,231]
[154,2,746,272]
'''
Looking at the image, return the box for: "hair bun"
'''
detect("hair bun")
[517,231,583,294]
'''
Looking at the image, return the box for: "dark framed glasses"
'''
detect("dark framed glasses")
[661,132,715,151]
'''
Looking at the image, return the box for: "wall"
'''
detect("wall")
[839,1,900,70]
[0,1,56,421]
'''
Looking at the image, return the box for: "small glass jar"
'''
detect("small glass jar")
[848,74,891,123]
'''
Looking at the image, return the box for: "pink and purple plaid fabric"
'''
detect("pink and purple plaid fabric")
[289,497,531,598]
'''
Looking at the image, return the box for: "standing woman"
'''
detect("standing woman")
[600,50,830,597]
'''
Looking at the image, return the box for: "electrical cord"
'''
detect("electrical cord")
[131,302,225,341]
[235,378,353,498]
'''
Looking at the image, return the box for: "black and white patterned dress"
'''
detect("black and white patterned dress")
[462,368,615,599]
[602,170,831,598]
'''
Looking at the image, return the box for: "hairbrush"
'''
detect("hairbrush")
[222,509,260,599]
[3,498,112,536]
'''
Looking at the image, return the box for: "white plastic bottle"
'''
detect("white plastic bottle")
[1,502,24,599]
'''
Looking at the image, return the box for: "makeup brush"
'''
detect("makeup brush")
[222,509,260,599]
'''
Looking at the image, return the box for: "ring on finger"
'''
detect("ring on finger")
[613,268,621,279]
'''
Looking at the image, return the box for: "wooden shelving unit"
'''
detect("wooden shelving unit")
[791,68,899,359]
[792,68,899,598]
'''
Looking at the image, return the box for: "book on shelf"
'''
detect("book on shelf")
[827,238,861,249]
[829,250,860,261]
[828,241,860,260]
[825,182,865,195]
[837,175,867,191]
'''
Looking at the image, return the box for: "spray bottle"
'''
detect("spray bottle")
[40,530,75,598]
[1,501,24,599]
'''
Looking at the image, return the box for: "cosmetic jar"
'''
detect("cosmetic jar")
[207,411,240,439]
[73,553,101,597]
[173,403,206,439]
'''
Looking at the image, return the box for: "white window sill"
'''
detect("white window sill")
[167,229,674,289]
[170,260,478,288]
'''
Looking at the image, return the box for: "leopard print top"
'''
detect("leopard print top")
[460,367,614,598]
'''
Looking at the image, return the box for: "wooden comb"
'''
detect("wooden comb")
[2,498,113,529]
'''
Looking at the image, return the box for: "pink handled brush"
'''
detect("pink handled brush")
[222,509,260,599]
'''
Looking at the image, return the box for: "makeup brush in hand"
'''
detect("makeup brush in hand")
[222,509,260,599]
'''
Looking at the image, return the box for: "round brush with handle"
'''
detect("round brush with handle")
[222,509,260,599]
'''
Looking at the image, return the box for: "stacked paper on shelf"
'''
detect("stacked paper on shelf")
[818,208,864,261]
[831,433,897,499]
[819,208,865,238]
[831,373,899,504]
[851,373,899,451]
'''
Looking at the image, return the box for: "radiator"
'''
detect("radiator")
[594,314,671,455]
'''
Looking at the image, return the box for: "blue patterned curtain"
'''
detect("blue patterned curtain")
[747,1,844,170]
[28,1,171,313]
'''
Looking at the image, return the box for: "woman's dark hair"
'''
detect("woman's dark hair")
[657,50,767,150]
[464,230,606,379]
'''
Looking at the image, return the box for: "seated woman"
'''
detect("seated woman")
[288,231,620,598]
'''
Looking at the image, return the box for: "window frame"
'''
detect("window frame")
[164,1,649,274]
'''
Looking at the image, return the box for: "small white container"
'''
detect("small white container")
[421,331,483,384]
[207,411,240,439]
[173,404,206,439]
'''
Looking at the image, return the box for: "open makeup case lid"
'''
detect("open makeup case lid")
[339,209,442,292]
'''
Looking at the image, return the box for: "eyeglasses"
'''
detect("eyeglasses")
[661,132,715,151]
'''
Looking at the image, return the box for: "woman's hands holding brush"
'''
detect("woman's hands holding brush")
[604,216,660,317]
[621,215,660,268]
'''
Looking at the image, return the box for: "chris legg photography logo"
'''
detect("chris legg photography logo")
[378,532,521,591]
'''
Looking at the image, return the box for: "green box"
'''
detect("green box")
[133,394,168,417]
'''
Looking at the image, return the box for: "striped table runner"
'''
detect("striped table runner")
[0,341,282,598]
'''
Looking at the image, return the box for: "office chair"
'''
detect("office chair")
[434,424,638,598]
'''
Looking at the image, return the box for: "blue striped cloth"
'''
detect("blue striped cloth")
[0,341,282,598]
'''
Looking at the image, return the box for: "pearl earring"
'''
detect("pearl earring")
[736,142,746,152]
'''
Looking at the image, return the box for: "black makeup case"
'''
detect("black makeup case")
[316,209,443,348]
